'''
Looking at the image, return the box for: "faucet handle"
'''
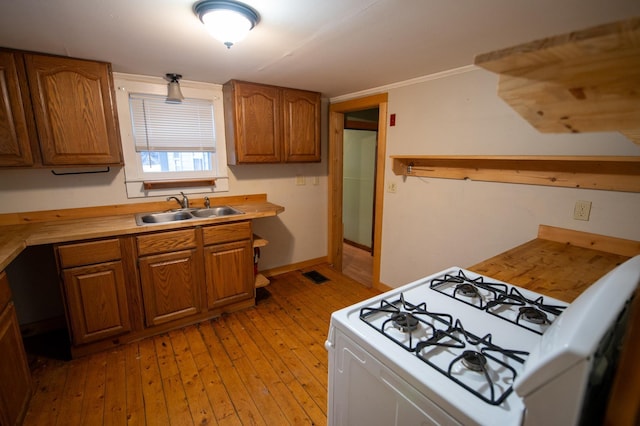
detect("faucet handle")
[179,192,189,208]
[204,196,210,208]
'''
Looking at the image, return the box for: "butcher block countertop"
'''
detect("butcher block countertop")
[469,224,640,302]
[0,193,284,271]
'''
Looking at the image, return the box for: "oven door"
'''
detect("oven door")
[326,327,461,426]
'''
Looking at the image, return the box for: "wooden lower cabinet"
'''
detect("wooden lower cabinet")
[138,249,202,326]
[62,261,131,345]
[0,272,32,426]
[55,222,256,356]
[58,239,131,346]
[204,239,254,309]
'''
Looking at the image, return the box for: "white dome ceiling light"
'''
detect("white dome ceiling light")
[194,0,260,49]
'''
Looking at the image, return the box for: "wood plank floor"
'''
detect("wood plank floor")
[22,264,380,426]
[342,243,373,287]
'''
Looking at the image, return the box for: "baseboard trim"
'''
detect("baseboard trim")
[375,281,393,293]
[261,256,329,278]
[20,315,67,338]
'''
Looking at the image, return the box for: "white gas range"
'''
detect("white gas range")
[326,255,640,425]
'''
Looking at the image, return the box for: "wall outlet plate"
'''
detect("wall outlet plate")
[573,200,592,221]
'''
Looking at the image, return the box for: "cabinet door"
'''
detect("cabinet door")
[282,88,321,162]
[0,50,35,166]
[24,53,123,166]
[63,261,131,345]
[227,81,281,163]
[0,272,32,426]
[204,240,254,309]
[0,303,32,426]
[139,249,201,326]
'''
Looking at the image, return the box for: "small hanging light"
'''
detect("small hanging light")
[194,0,260,49]
[166,73,184,103]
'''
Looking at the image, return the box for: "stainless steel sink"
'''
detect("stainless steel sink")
[135,206,243,226]
[191,206,243,218]
[138,211,193,224]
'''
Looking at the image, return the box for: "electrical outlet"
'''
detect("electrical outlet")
[295,175,306,186]
[573,200,592,221]
[387,182,397,193]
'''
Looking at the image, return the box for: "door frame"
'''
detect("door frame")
[328,93,388,289]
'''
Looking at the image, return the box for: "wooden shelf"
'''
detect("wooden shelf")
[253,235,268,248]
[142,179,216,190]
[253,234,269,288]
[255,273,270,288]
[391,155,640,193]
[474,17,640,145]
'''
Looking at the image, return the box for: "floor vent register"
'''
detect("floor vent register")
[302,270,329,284]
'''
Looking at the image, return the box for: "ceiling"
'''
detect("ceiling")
[1,0,639,98]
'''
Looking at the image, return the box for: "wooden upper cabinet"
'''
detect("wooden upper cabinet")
[282,88,321,162]
[24,53,123,166]
[223,80,321,164]
[0,50,36,166]
[226,81,281,164]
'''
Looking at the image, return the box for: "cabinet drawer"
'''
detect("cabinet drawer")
[202,221,251,246]
[137,229,197,256]
[0,272,11,312]
[58,238,121,268]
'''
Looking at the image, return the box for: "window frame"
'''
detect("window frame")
[113,73,229,198]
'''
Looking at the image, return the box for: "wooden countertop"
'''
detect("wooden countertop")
[469,224,640,302]
[0,195,284,271]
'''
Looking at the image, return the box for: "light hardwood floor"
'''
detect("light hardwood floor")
[342,243,373,287]
[22,264,380,426]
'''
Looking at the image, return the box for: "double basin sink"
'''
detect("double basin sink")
[135,206,244,226]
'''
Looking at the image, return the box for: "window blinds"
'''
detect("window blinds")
[129,93,216,152]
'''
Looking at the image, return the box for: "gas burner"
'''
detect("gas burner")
[460,350,487,372]
[360,293,452,352]
[456,283,480,298]
[486,287,565,334]
[391,312,419,332]
[518,306,548,325]
[416,320,529,405]
[430,270,507,309]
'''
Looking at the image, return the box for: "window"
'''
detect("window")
[114,73,229,198]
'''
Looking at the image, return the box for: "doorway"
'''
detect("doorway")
[342,110,378,286]
[328,94,388,290]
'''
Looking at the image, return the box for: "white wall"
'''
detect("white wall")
[0,103,329,271]
[380,67,640,287]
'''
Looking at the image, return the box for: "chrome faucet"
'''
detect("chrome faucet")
[204,196,210,208]
[167,192,189,209]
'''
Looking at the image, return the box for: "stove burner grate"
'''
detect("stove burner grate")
[430,270,508,309]
[416,320,529,406]
[486,287,566,334]
[360,294,453,352]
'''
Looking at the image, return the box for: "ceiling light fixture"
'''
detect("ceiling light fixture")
[194,0,259,49]
[166,73,184,103]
